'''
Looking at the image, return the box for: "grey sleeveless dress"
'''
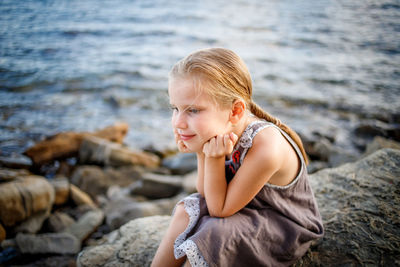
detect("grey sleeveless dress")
[173,121,324,267]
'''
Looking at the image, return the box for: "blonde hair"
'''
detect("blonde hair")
[169,48,308,164]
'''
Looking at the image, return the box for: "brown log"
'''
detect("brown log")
[24,122,129,165]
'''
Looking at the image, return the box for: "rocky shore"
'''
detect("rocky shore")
[1,122,399,266]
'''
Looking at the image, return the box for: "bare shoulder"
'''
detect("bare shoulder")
[245,126,285,169]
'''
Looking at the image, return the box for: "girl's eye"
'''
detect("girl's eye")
[188,108,199,114]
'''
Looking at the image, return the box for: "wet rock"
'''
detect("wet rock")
[49,177,70,205]
[0,247,17,264]
[104,194,183,230]
[0,176,55,227]
[0,167,30,182]
[0,223,5,243]
[362,136,400,157]
[71,165,142,199]
[77,215,170,267]
[44,212,75,233]
[297,148,400,266]
[355,119,400,141]
[79,136,160,168]
[129,172,183,199]
[70,184,96,208]
[16,232,80,254]
[0,155,32,170]
[162,152,197,175]
[64,209,104,242]
[24,122,129,165]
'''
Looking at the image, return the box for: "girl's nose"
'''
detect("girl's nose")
[172,112,187,129]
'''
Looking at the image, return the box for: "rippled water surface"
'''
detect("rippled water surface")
[1,0,399,155]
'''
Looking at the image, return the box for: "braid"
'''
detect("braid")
[249,101,309,165]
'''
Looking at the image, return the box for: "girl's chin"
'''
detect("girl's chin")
[183,143,203,153]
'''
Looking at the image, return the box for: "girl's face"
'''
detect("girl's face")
[169,77,232,153]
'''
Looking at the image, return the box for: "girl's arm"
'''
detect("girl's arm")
[203,128,283,218]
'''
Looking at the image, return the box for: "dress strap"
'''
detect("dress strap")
[235,120,306,167]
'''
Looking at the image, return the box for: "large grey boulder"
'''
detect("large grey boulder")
[296,148,400,266]
[77,215,170,267]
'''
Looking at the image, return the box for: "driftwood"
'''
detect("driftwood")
[24,122,129,165]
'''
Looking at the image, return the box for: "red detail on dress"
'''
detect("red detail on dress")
[232,150,240,164]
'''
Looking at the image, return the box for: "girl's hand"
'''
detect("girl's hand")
[203,132,238,158]
[174,128,191,153]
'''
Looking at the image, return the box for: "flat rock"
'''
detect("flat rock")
[129,172,183,199]
[79,136,160,168]
[77,216,170,267]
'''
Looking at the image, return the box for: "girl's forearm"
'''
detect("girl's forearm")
[196,152,205,196]
[203,156,227,217]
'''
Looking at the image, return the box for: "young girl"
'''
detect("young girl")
[151,48,324,267]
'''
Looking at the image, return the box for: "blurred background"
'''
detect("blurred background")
[1,0,399,160]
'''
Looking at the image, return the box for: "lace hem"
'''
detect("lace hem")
[179,240,209,267]
[173,194,208,266]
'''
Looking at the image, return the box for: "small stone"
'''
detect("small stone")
[70,184,96,208]
[16,232,80,254]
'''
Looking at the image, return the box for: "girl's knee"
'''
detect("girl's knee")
[174,203,189,221]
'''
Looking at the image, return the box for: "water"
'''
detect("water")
[1,0,399,156]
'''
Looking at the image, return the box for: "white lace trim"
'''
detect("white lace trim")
[180,240,209,267]
[173,194,209,266]
[238,121,271,164]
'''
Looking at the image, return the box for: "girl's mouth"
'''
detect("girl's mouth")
[180,134,196,141]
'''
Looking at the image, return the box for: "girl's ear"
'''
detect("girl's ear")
[229,100,246,124]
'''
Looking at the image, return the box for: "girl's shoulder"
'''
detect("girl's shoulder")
[251,124,286,159]
[237,120,285,164]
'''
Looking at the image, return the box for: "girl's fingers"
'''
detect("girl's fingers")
[229,132,238,144]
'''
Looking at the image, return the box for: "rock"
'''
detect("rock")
[162,152,197,175]
[306,161,328,174]
[0,223,5,243]
[16,232,80,254]
[79,136,160,168]
[77,216,171,267]
[104,194,183,230]
[0,176,55,227]
[310,138,332,161]
[44,212,75,233]
[362,136,400,157]
[296,148,400,266]
[355,119,400,140]
[0,155,32,169]
[182,171,197,194]
[64,209,104,242]
[49,177,70,205]
[0,167,30,182]
[129,172,183,199]
[71,165,142,199]
[14,209,51,234]
[70,184,96,208]
[24,122,129,165]
[10,255,77,267]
